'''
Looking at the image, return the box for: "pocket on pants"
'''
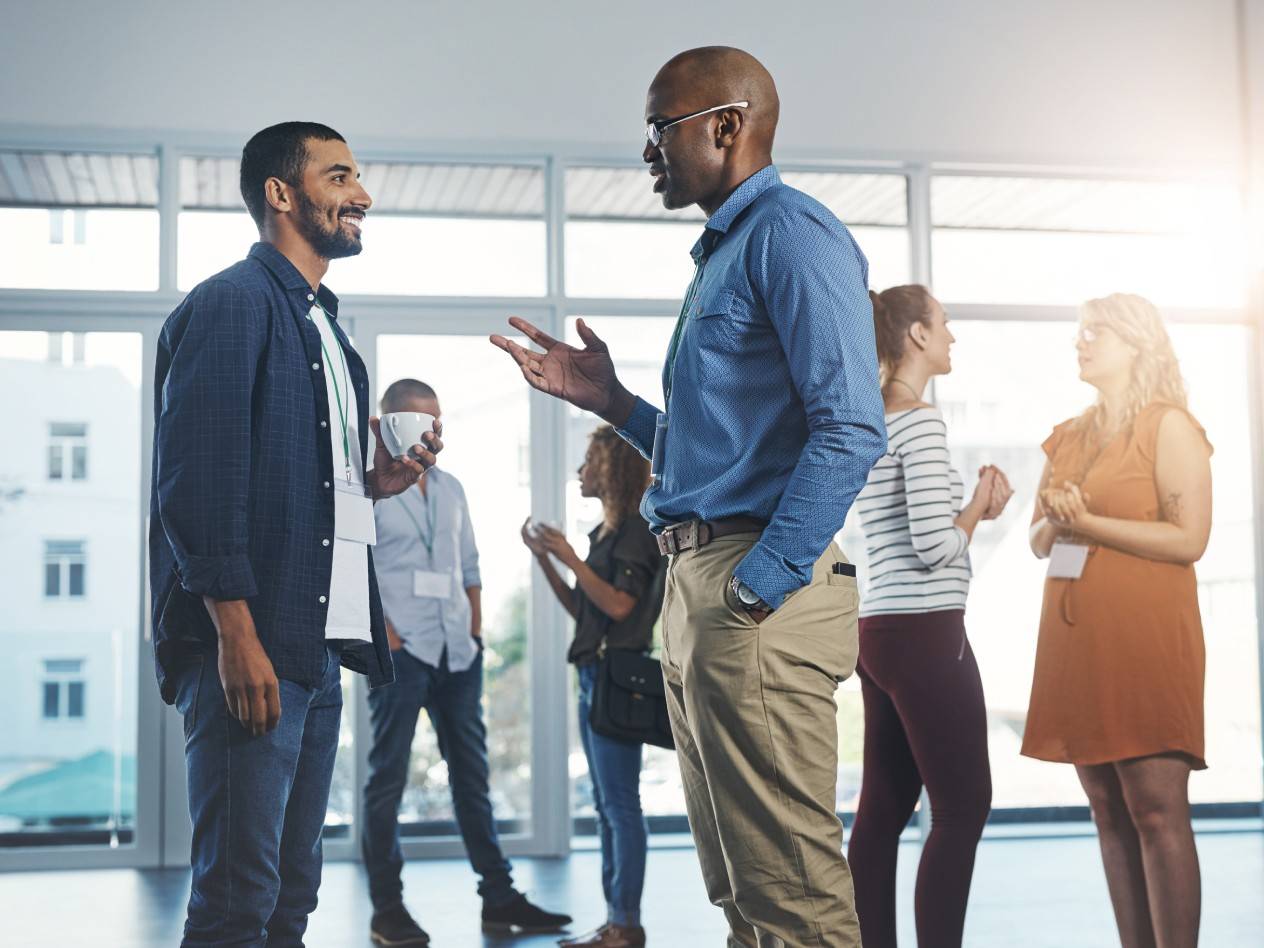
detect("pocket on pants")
[174,655,206,738]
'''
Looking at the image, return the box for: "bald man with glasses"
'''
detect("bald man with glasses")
[493,47,885,947]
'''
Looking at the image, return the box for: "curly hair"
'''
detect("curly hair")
[869,284,934,379]
[1073,293,1188,439]
[586,425,650,533]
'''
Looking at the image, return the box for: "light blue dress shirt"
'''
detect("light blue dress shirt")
[618,165,887,609]
[372,468,482,672]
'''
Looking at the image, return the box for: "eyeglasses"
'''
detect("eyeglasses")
[645,100,750,147]
[1076,323,1109,344]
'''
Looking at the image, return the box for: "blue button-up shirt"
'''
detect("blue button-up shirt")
[618,165,887,609]
[373,469,483,672]
[149,242,394,703]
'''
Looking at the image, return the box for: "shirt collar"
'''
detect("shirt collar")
[690,164,780,262]
[249,242,341,316]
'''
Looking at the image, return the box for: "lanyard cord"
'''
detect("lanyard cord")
[663,259,706,405]
[313,302,353,483]
[399,486,437,560]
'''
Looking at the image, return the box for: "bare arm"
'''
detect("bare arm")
[203,597,280,736]
[568,559,637,623]
[534,525,637,622]
[466,585,482,639]
[534,552,580,620]
[1029,459,1064,559]
[1065,412,1212,564]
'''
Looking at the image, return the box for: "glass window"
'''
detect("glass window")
[178,157,547,296]
[930,175,1248,307]
[0,331,142,848]
[933,320,1261,808]
[565,167,910,299]
[0,150,160,291]
[48,422,88,481]
[44,540,86,600]
[372,334,534,837]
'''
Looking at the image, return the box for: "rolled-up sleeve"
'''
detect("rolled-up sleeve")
[735,207,887,608]
[155,279,265,600]
[456,482,482,589]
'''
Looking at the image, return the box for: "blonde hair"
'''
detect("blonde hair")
[1073,293,1187,439]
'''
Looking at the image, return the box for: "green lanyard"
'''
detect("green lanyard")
[399,485,437,561]
[313,302,353,484]
[663,259,706,405]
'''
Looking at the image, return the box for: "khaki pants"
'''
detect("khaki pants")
[660,535,861,948]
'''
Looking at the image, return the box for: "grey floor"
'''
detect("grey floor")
[1,830,1260,947]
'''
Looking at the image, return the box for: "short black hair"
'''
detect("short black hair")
[381,378,438,413]
[239,122,346,228]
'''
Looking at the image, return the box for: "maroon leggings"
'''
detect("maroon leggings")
[847,609,992,948]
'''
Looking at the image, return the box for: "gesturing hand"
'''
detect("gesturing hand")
[520,517,549,557]
[368,415,443,500]
[490,318,628,419]
[533,523,581,569]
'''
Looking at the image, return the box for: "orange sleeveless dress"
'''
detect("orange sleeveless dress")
[1021,402,1210,769]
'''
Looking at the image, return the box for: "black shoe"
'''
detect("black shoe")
[482,892,573,935]
[370,902,431,946]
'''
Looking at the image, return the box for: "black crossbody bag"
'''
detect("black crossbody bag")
[589,646,675,750]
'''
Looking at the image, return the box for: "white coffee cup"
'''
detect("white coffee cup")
[379,411,438,461]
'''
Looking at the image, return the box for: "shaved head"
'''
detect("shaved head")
[653,47,779,151]
[644,47,779,215]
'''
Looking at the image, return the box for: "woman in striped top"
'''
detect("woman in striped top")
[847,285,1013,948]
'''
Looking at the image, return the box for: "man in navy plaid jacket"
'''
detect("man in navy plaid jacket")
[150,122,440,947]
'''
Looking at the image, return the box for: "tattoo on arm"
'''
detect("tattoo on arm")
[1162,491,1184,526]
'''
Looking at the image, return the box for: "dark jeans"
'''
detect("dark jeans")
[362,646,515,910]
[848,610,993,948]
[174,643,344,948]
[577,662,647,927]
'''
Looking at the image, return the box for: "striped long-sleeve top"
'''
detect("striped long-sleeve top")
[855,406,971,617]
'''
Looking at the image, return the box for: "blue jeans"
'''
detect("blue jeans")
[362,647,516,910]
[577,662,648,927]
[174,643,344,948]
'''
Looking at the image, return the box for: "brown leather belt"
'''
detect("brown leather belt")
[655,517,766,556]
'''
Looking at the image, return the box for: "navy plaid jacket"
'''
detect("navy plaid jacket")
[149,242,394,703]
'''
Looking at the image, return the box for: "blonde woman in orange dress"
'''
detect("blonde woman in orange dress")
[1023,294,1212,948]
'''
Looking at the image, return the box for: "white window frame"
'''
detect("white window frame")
[0,127,1259,876]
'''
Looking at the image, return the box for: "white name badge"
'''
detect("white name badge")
[1048,541,1089,580]
[334,488,377,545]
[414,570,454,599]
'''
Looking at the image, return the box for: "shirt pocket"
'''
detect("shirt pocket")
[690,287,746,353]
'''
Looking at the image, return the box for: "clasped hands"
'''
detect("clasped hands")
[1040,481,1093,529]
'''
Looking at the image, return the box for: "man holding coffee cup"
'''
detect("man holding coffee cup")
[362,378,572,945]
[492,48,886,946]
[150,122,442,946]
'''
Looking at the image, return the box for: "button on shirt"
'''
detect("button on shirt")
[617,165,887,609]
[307,303,371,642]
[150,242,393,703]
[373,470,483,672]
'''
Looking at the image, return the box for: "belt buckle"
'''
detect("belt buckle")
[660,528,678,556]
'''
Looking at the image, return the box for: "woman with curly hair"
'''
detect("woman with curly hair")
[522,425,665,948]
[1024,294,1212,948]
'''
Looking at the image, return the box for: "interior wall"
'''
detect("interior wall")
[0,0,1245,173]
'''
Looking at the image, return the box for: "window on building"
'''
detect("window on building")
[47,422,88,481]
[44,540,86,598]
[41,659,87,720]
